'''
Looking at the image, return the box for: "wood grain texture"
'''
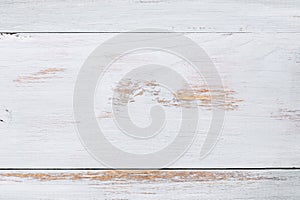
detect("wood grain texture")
[0,0,299,198]
[0,170,299,199]
[0,0,299,33]
[0,33,299,167]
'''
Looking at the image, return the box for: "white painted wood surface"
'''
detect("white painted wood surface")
[0,33,299,167]
[0,0,299,198]
[0,0,299,33]
[0,170,299,199]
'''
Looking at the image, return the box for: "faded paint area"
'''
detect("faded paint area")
[14,68,65,84]
[0,171,283,182]
[271,108,300,125]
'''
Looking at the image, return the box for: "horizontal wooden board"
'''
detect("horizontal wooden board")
[0,170,299,199]
[0,0,299,33]
[0,32,299,168]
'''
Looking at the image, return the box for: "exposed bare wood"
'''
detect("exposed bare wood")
[0,170,299,199]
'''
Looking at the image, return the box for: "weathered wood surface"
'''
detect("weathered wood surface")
[0,0,299,33]
[0,33,299,167]
[0,170,299,199]
[0,0,299,198]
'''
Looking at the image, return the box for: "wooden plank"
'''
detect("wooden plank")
[0,0,299,33]
[0,32,299,168]
[0,170,299,199]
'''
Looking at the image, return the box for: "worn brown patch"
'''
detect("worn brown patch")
[98,111,114,119]
[14,68,65,83]
[0,171,283,182]
[112,79,242,111]
[176,85,243,110]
